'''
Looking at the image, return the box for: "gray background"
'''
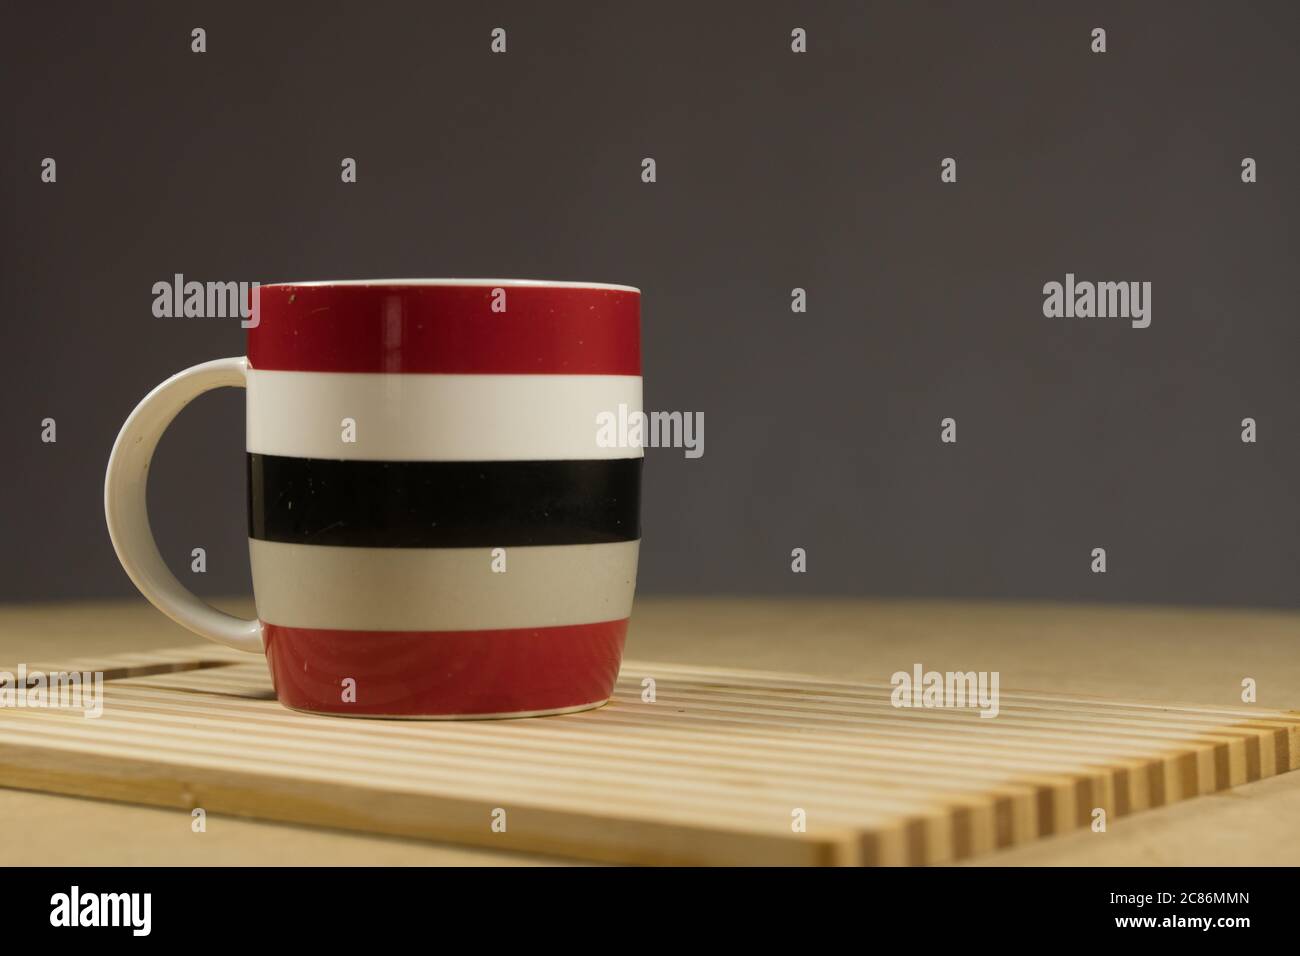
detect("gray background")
[3,1,1297,608]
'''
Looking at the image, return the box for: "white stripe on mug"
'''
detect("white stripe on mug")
[246,369,643,461]
[249,539,639,631]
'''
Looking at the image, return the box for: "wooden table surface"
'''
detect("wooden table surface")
[1,596,1297,866]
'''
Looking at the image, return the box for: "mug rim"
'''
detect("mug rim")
[259,277,640,293]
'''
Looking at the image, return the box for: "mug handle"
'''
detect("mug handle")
[104,356,262,652]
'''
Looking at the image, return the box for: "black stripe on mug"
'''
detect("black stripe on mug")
[247,454,642,548]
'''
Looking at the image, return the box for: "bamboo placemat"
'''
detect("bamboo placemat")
[0,645,1296,865]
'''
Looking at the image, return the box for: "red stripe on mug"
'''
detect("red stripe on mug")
[248,282,641,375]
[262,619,628,717]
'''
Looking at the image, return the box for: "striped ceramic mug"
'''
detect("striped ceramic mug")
[105,279,642,718]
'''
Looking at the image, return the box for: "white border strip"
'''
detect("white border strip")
[247,370,642,461]
[262,278,640,293]
[250,539,639,631]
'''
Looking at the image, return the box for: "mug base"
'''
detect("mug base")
[282,698,610,721]
[261,619,628,720]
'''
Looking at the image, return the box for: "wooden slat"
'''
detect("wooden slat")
[0,647,1296,865]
